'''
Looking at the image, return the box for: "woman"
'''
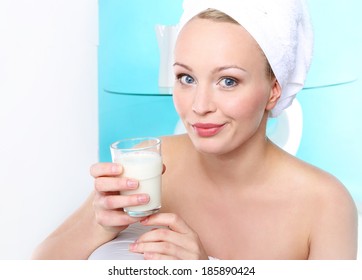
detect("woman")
[32,0,358,260]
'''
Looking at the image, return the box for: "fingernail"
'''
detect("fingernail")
[127,179,138,189]
[137,194,149,204]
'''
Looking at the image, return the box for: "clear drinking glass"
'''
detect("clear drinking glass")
[110,137,162,217]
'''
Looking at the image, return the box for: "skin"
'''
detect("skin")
[32,18,358,260]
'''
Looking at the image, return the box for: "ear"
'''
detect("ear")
[266,79,281,111]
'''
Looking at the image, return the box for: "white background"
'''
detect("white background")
[0,0,98,259]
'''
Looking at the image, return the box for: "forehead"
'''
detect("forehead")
[174,18,265,65]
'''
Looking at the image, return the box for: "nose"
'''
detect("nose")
[191,84,216,115]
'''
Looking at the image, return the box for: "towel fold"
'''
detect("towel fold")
[178,0,314,117]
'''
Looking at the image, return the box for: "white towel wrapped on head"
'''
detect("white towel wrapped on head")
[178,0,314,117]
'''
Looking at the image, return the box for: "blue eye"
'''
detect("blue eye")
[178,74,195,85]
[219,77,238,88]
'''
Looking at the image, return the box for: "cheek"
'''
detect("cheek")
[221,89,268,120]
[172,90,190,117]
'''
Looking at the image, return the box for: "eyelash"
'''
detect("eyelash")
[218,77,238,88]
[176,73,195,85]
[175,74,239,89]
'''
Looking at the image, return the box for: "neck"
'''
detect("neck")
[195,115,275,188]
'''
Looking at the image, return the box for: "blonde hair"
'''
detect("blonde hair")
[195,8,275,80]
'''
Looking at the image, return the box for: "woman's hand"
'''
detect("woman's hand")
[90,162,149,233]
[129,213,209,260]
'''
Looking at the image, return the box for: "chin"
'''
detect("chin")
[190,136,230,156]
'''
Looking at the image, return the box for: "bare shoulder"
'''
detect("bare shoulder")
[276,149,355,209]
[278,150,358,259]
[282,152,355,207]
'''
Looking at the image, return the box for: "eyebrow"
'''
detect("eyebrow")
[173,62,192,71]
[212,65,248,74]
[173,62,247,74]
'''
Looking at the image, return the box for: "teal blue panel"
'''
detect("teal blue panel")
[298,0,362,201]
[99,0,183,91]
[99,0,183,162]
[99,93,179,162]
[305,0,360,88]
[297,81,362,200]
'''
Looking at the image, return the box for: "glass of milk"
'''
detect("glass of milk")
[110,137,162,217]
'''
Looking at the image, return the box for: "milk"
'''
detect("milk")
[115,151,162,216]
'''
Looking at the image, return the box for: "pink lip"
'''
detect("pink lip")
[192,123,225,137]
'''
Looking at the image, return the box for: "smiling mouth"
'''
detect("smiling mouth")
[192,123,225,137]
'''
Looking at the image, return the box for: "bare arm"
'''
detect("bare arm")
[31,192,118,259]
[32,162,148,259]
[308,178,358,259]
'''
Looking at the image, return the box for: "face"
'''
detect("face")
[173,18,280,155]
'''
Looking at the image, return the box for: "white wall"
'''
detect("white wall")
[0,0,98,259]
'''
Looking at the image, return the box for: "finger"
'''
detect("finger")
[144,252,177,260]
[136,227,177,243]
[90,162,123,178]
[140,213,190,234]
[95,209,140,229]
[135,227,195,254]
[129,241,182,260]
[97,194,150,210]
[94,176,139,193]
[138,215,206,258]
